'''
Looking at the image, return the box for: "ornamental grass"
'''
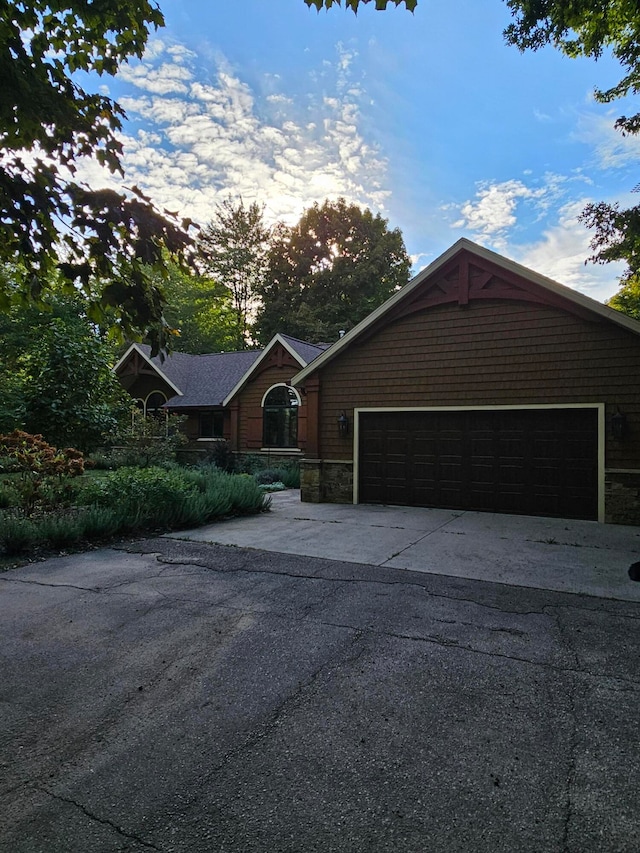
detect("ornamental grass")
[0,463,269,559]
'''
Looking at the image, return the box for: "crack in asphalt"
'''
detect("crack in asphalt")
[38,788,162,850]
[111,584,640,687]
[0,576,98,592]
[147,551,640,622]
[4,541,640,851]
[7,550,640,686]
[175,628,366,819]
[561,678,579,851]
[150,553,555,615]
[298,618,640,686]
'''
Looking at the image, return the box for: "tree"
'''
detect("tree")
[197,198,271,350]
[254,198,411,344]
[0,289,131,451]
[606,274,640,319]
[305,1,417,10]
[504,1,640,292]
[0,1,193,353]
[159,261,239,354]
[505,0,640,134]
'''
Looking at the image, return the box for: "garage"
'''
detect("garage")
[358,407,599,520]
[293,240,640,524]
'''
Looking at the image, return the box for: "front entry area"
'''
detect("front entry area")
[358,407,600,520]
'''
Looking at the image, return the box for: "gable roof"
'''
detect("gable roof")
[113,343,185,397]
[115,335,328,409]
[292,238,640,385]
[114,343,262,408]
[222,333,327,406]
[281,334,330,364]
[164,349,263,408]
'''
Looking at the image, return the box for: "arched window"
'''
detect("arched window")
[262,385,299,448]
[145,391,167,415]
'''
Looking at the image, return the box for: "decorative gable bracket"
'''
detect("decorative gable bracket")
[390,250,601,325]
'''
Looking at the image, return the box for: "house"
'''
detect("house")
[114,334,327,458]
[291,238,640,525]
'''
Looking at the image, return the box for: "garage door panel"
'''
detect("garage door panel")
[359,408,598,520]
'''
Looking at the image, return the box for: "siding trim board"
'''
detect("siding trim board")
[353,404,605,522]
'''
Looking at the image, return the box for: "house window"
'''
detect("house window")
[262,385,299,448]
[145,391,167,415]
[200,411,224,439]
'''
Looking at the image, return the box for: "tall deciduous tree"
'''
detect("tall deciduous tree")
[0,289,130,450]
[197,198,271,350]
[158,261,239,354]
[606,274,640,319]
[0,0,193,353]
[254,198,411,344]
[305,0,416,8]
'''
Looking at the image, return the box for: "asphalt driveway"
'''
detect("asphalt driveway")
[168,490,640,602]
[2,499,640,851]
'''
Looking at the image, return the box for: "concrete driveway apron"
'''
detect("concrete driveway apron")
[166,489,640,602]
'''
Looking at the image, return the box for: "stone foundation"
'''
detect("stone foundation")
[302,463,640,525]
[605,471,640,525]
[301,459,353,504]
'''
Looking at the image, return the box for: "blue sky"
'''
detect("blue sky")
[86,0,640,302]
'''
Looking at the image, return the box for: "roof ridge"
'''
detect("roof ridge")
[279,333,325,348]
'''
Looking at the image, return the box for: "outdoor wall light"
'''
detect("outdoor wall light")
[612,410,628,440]
[338,410,349,438]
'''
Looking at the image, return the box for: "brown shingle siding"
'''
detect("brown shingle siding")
[313,300,640,465]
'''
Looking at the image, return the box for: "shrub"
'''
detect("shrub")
[0,515,36,555]
[1,465,270,558]
[106,410,188,468]
[78,506,123,540]
[78,465,268,526]
[85,450,116,470]
[0,483,18,509]
[227,473,271,514]
[253,468,281,485]
[201,439,236,473]
[39,515,84,550]
[78,466,197,513]
[238,455,300,489]
[0,431,84,514]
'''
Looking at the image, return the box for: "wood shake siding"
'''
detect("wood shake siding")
[315,299,640,465]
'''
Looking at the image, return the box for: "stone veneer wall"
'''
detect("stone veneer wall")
[605,472,640,525]
[301,460,353,504]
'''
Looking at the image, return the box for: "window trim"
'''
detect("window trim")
[144,390,167,416]
[199,410,225,440]
[262,383,300,449]
[260,383,301,408]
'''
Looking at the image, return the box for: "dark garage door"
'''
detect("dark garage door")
[358,408,598,520]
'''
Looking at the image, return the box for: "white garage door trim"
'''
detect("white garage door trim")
[353,403,605,522]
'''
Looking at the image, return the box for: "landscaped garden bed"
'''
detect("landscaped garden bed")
[0,431,271,565]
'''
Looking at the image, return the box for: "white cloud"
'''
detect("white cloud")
[76,38,391,229]
[512,200,625,302]
[451,179,547,247]
[118,61,192,96]
[445,173,624,301]
[574,112,640,170]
